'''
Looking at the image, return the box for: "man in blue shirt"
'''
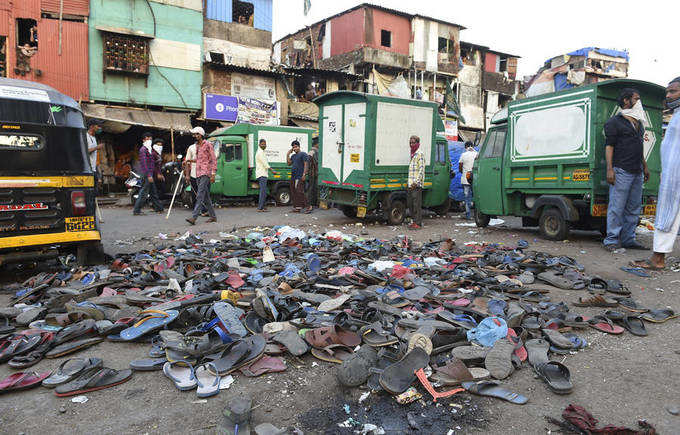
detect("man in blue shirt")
[286,140,312,213]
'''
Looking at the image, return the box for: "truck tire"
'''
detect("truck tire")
[340,205,357,218]
[274,186,291,205]
[431,198,451,216]
[539,207,570,240]
[475,208,490,228]
[386,200,406,225]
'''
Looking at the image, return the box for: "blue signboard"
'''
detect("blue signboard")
[204,93,239,122]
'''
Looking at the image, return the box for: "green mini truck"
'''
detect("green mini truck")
[314,91,451,224]
[473,79,665,240]
[206,124,314,205]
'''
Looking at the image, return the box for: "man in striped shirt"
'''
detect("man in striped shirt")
[408,135,424,229]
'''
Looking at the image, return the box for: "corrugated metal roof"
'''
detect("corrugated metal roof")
[82,103,194,131]
[41,0,89,16]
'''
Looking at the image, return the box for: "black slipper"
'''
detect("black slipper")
[379,347,430,395]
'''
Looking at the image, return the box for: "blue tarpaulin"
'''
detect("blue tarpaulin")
[553,73,574,92]
[566,47,629,61]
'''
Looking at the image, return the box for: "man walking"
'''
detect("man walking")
[183,140,199,209]
[603,88,650,252]
[286,140,312,213]
[86,119,103,192]
[408,135,424,229]
[306,142,319,207]
[255,138,277,212]
[133,132,164,215]
[186,127,217,225]
[458,141,478,220]
[631,77,680,269]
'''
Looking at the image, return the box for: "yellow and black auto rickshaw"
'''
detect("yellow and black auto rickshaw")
[0,77,103,265]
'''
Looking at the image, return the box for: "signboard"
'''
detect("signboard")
[204,93,278,126]
[444,119,458,141]
[231,73,276,101]
[0,85,50,102]
[204,94,239,122]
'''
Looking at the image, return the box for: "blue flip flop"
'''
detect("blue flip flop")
[120,310,179,341]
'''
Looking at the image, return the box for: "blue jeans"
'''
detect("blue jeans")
[463,184,473,219]
[257,176,268,210]
[604,167,642,247]
[192,175,216,219]
[133,178,162,214]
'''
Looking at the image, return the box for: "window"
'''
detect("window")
[221,144,242,162]
[233,0,254,27]
[438,37,455,55]
[17,19,38,49]
[0,37,6,77]
[499,56,508,73]
[0,133,43,151]
[380,30,391,48]
[482,131,497,158]
[103,33,149,75]
[436,142,447,164]
[460,46,476,66]
[490,128,507,157]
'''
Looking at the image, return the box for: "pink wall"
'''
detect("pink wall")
[330,8,365,56]
[485,53,498,73]
[366,8,410,55]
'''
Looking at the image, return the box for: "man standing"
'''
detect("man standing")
[186,127,217,225]
[133,132,164,215]
[86,120,103,192]
[183,141,199,208]
[408,135,425,229]
[255,138,277,212]
[306,142,319,207]
[602,88,650,252]
[631,77,680,269]
[458,141,478,220]
[286,140,312,213]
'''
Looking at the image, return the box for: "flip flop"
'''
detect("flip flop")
[484,338,515,380]
[524,338,550,366]
[415,368,465,402]
[541,329,574,349]
[438,311,478,329]
[54,319,96,345]
[163,361,197,391]
[305,325,361,348]
[506,328,527,362]
[195,362,221,398]
[430,357,483,386]
[615,298,649,313]
[272,330,309,356]
[605,279,631,295]
[533,361,573,394]
[461,380,528,404]
[244,312,268,334]
[207,335,266,376]
[641,309,678,323]
[336,345,378,388]
[213,302,248,338]
[43,358,103,388]
[45,337,104,359]
[0,371,51,394]
[0,334,42,363]
[536,271,574,289]
[620,267,651,278]
[311,344,355,364]
[587,315,624,334]
[573,294,618,308]
[620,316,648,336]
[55,367,133,397]
[379,347,430,395]
[130,357,167,371]
[450,346,488,364]
[629,259,664,271]
[120,310,179,341]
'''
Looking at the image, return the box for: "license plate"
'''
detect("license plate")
[65,216,95,232]
[357,206,367,218]
[643,204,656,216]
[572,169,590,181]
[319,201,328,210]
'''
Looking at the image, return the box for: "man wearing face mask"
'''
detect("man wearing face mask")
[152,139,166,195]
[602,88,650,252]
[133,132,164,215]
[630,77,680,269]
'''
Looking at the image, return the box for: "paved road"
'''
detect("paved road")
[1,203,678,434]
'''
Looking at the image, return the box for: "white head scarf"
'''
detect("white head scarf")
[620,100,648,128]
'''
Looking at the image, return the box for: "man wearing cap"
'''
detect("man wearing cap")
[86,119,103,193]
[133,132,164,215]
[186,127,217,225]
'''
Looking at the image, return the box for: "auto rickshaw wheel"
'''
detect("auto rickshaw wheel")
[474,207,490,228]
[275,186,291,205]
[386,200,405,225]
[539,207,570,240]
[340,205,357,218]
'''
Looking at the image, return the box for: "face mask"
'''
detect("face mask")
[620,99,648,127]
[667,97,680,111]
[153,145,163,155]
[143,140,152,147]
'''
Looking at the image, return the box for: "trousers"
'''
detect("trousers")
[192,175,216,219]
[133,178,162,213]
[408,187,422,225]
[604,167,642,247]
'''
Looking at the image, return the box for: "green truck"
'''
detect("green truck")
[473,79,665,240]
[314,91,451,224]
[204,124,314,205]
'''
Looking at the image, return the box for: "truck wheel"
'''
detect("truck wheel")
[340,205,357,218]
[386,200,406,225]
[475,208,490,228]
[432,198,451,216]
[275,186,291,205]
[539,208,570,240]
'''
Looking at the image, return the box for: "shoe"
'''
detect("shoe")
[623,242,648,250]
[408,223,421,230]
[133,212,145,216]
[603,244,621,252]
[206,217,217,223]
[186,217,196,225]
[257,209,269,213]
[154,209,164,214]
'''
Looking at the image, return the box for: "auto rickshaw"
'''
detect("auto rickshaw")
[0,77,104,265]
